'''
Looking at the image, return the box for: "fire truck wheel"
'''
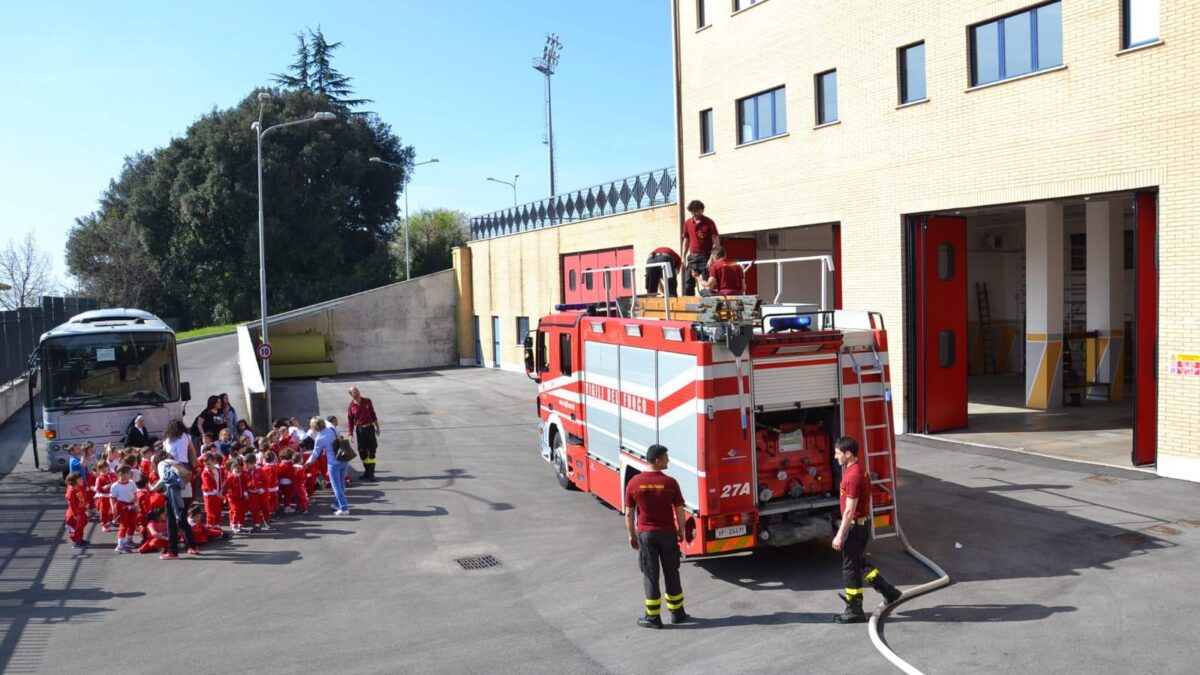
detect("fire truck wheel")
[552,433,577,491]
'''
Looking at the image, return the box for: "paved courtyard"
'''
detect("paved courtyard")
[1,343,1198,673]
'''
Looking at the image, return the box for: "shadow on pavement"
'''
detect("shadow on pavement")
[887,603,1078,623]
[697,467,1174,622]
[350,506,449,518]
[671,611,832,628]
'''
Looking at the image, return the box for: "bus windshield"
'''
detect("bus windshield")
[42,332,178,411]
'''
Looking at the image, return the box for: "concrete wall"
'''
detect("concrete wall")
[461,204,679,370]
[270,270,458,375]
[0,377,36,430]
[236,324,268,432]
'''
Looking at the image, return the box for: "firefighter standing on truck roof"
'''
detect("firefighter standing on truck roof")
[625,444,692,628]
[681,199,719,296]
[831,436,902,623]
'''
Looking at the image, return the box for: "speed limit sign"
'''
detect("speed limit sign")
[257,342,273,360]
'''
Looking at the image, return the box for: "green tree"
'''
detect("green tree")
[396,209,470,280]
[67,88,415,326]
[273,27,371,112]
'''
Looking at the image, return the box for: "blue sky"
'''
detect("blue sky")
[0,0,675,284]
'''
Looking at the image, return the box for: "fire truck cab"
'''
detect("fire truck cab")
[524,263,898,558]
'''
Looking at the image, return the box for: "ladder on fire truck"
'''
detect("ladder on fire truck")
[845,343,899,540]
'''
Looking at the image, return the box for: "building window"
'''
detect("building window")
[697,0,707,28]
[899,42,926,104]
[516,316,530,345]
[700,108,714,154]
[737,87,786,144]
[815,70,838,125]
[733,0,762,11]
[1123,0,1159,48]
[970,1,1063,87]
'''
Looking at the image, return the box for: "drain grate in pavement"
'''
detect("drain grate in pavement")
[456,554,501,570]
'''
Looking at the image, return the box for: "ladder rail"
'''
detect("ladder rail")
[847,344,899,540]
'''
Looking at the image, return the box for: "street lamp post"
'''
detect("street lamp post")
[486,175,519,207]
[253,93,336,419]
[369,157,439,280]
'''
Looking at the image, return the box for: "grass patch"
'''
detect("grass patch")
[176,323,239,340]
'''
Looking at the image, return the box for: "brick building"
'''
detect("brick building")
[456,1,1200,481]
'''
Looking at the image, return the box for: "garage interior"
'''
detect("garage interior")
[925,195,1142,468]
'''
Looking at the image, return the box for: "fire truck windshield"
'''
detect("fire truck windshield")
[42,332,178,411]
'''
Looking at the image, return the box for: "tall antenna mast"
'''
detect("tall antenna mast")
[533,34,563,203]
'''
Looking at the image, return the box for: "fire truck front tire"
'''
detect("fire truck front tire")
[551,433,577,491]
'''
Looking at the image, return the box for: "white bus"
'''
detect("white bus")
[33,309,190,471]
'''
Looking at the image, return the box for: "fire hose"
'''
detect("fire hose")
[867,515,951,674]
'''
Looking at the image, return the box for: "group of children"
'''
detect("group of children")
[63,416,346,556]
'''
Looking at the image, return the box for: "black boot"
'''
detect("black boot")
[833,594,867,624]
[670,608,692,624]
[868,573,903,605]
[363,463,376,481]
[637,614,663,629]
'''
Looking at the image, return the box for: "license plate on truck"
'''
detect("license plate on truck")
[715,525,747,539]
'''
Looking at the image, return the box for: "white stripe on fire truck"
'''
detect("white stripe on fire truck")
[620,438,703,476]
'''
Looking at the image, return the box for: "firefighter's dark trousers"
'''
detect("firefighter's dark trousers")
[841,522,874,600]
[356,426,378,478]
[682,253,710,296]
[638,530,684,616]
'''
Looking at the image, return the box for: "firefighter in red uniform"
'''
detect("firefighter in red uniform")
[624,444,692,628]
[347,386,381,481]
[681,200,719,296]
[831,436,902,623]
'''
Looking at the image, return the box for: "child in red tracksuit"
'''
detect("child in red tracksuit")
[242,459,269,531]
[64,472,90,549]
[138,509,169,554]
[110,466,140,554]
[291,454,310,514]
[223,458,249,534]
[278,449,296,512]
[200,454,224,527]
[139,448,155,483]
[261,451,281,519]
[93,463,116,531]
[187,504,227,545]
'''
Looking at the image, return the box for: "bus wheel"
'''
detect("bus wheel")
[552,434,576,491]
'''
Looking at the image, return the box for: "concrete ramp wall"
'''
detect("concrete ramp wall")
[261,270,458,376]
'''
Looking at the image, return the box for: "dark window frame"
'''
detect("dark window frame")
[969,1,1063,87]
[559,333,573,376]
[697,0,707,28]
[1122,0,1159,49]
[700,108,714,154]
[736,86,787,145]
[898,41,927,104]
[516,316,530,345]
[815,69,838,125]
[733,0,762,11]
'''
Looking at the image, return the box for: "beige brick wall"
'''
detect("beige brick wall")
[678,0,1200,471]
[461,205,679,369]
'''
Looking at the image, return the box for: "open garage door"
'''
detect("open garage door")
[1132,192,1157,466]
[912,216,968,432]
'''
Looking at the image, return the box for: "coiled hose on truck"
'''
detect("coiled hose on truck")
[867,516,951,674]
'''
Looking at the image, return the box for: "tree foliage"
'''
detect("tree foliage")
[0,232,58,310]
[272,27,371,112]
[397,209,470,281]
[67,88,414,326]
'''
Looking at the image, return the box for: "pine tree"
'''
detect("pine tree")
[306,27,371,111]
[271,32,310,89]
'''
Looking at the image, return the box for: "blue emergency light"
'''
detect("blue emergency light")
[767,315,812,333]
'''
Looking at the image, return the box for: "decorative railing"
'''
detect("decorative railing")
[470,166,676,240]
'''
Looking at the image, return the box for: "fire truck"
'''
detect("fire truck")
[523,258,899,558]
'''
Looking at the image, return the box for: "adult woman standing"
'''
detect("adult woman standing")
[151,449,198,559]
[305,417,349,515]
[219,393,238,436]
[192,396,226,443]
[162,419,197,507]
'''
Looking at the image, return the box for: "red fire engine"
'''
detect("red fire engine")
[523,285,899,558]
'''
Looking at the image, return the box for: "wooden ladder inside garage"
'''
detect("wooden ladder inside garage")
[976,282,996,374]
[846,345,898,540]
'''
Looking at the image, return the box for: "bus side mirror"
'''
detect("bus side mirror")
[523,333,540,382]
[180,382,191,402]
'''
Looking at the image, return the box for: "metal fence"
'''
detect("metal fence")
[1,296,99,387]
[470,166,677,241]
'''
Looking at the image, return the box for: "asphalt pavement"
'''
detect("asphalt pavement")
[1,352,1199,674]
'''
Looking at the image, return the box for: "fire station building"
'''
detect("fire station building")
[454,1,1200,482]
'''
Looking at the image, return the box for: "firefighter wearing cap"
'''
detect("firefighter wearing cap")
[831,436,902,623]
[624,444,692,628]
